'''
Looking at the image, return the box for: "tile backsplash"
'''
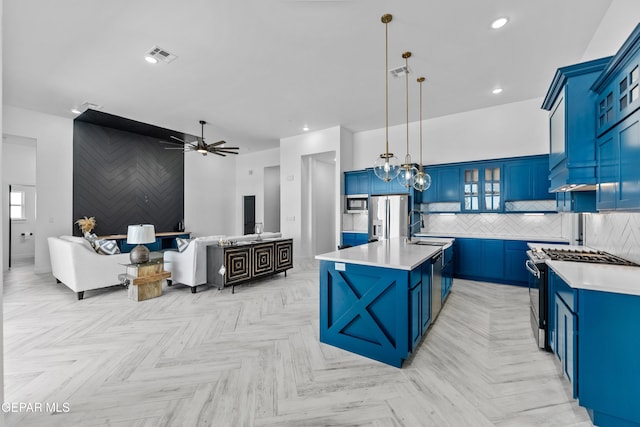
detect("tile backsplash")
[342,213,368,232]
[421,212,571,240]
[585,212,640,264]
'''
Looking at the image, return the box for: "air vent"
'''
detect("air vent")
[145,46,178,63]
[389,65,410,78]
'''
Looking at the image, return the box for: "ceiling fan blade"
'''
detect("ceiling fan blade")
[160,140,184,146]
[163,147,188,150]
[170,135,187,143]
[211,151,226,156]
[213,146,239,150]
[208,140,227,147]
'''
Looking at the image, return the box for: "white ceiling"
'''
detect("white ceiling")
[3,0,612,152]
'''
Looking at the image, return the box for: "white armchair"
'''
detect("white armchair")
[48,236,131,300]
[163,235,224,293]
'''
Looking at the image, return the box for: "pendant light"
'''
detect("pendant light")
[397,51,418,188]
[413,76,432,192]
[373,14,401,182]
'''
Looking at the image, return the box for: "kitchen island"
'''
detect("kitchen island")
[315,238,451,367]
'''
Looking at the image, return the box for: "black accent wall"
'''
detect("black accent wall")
[73,119,185,237]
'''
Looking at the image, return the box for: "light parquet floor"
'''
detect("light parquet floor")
[3,259,593,427]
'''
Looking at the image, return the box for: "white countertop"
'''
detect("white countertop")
[341,230,368,233]
[416,232,570,243]
[315,238,443,271]
[547,260,640,296]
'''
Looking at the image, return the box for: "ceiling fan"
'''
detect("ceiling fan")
[161,120,239,156]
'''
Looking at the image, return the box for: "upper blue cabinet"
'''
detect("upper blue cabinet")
[422,166,460,204]
[344,170,369,195]
[541,57,612,193]
[591,24,640,211]
[504,155,555,202]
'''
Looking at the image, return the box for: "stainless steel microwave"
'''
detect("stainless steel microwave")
[345,195,368,213]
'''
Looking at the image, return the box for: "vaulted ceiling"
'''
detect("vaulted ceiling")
[3,0,612,152]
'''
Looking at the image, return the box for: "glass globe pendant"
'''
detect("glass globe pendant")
[397,51,417,188]
[413,76,432,191]
[373,13,401,182]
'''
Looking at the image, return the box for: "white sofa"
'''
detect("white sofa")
[48,235,131,300]
[164,232,282,293]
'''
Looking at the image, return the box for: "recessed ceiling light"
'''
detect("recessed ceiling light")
[492,88,503,94]
[144,56,158,64]
[71,108,82,114]
[303,125,309,132]
[491,17,509,29]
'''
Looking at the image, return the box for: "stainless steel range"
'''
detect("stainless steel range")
[526,246,638,350]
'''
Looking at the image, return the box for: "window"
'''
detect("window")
[10,191,26,220]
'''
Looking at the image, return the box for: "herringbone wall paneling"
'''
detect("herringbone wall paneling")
[73,121,184,236]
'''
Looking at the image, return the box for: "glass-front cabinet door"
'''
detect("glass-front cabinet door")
[464,169,479,211]
[484,167,501,211]
[463,166,501,212]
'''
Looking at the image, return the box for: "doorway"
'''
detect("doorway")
[264,166,280,232]
[3,135,37,270]
[8,184,37,267]
[301,151,336,257]
[243,195,256,235]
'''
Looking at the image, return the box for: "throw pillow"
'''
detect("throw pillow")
[84,232,98,246]
[94,239,121,255]
[176,237,191,252]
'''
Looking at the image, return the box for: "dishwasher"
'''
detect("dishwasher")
[431,250,443,322]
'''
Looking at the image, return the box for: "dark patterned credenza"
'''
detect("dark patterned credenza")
[206,238,293,293]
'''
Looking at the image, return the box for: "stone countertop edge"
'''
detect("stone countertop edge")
[315,238,442,271]
[547,260,640,297]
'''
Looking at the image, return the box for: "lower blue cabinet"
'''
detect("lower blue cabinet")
[341,232,369,247]
[454,238,504,283]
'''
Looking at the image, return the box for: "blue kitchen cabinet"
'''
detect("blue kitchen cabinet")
[422,166,461,204]
[504,155,554,202]
[578,289,640,426]
[548,270,578,398]
[597,114,640,211]
[442,244,454,301]
[409,263,433,351]
[319,255,434,367]
[368,168,411,196]
[556,191,597,213]
[454,238,504,282]
[454,238,482,278]
[503,241,530,285]
[421,261,432,334]
[345,170,369,195]
[461,163,502,212]
[591,24,640,212]
[341,232,368,247]
[542,57,611,193]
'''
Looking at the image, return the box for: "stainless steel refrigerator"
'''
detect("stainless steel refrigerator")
[369,195,409,240]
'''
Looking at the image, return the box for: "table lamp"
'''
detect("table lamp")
[255,222,264,241]
[127,224,155,264]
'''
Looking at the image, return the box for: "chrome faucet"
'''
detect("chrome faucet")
[407,209,424,243]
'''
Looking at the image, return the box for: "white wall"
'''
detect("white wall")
[353,97,548,169]
[184,152,237,237]
[264,165,280,233]
[234,148,280,235]
[3,106,73,274]
[280,126,350,258]
[580,0,640,61]
[1,0,5,409]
